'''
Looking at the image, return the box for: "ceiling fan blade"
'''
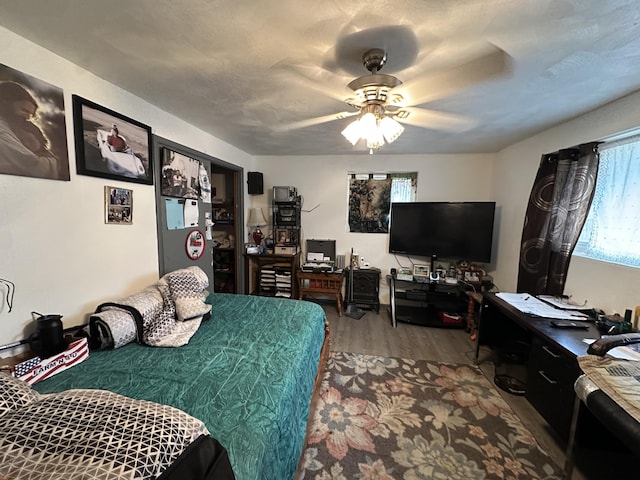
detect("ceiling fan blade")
[392,107,476,132]
[390,46,513,107]
[271,60,351,102]
[272,111,358,132]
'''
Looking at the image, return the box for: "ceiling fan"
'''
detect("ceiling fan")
[274,41,511,153]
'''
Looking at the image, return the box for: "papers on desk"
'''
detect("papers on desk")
[496,292,590,320]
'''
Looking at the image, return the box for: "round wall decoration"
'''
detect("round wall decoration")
[186,229,206,260]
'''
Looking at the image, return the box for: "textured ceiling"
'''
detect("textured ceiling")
[1,0,639,156]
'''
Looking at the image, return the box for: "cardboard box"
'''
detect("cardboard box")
[16,338,89,385]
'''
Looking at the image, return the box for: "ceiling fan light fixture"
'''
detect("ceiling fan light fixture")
[365,127,385,151]
[341,119,362,145]
[380,116,404,144]
[359,111,377,131]
[341,110,404,152]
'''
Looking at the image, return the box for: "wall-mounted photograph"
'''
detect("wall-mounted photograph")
[161,147,202,199]
[73,95,153,185]
[0,63,70,181]
[105,185,132,224]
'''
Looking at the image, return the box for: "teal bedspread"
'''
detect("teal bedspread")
[34,293,327,480]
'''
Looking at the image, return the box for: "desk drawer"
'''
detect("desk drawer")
[526,337,580,440]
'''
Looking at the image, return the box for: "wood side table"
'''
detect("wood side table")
[298,270,345,316]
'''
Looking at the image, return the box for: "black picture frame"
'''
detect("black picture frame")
[72,95,153,185]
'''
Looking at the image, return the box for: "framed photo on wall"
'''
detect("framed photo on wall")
[105,186,132,224]
[73,95,153,185]
[160,147,203,199]
[0,63,70,181]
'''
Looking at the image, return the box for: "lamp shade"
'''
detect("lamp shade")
[341,110,405,152]
[247,207,267,226]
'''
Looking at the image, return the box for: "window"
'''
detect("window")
[389,174,417,203]
[574,135,640,267]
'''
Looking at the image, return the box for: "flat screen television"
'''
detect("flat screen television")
[388,202,496,263]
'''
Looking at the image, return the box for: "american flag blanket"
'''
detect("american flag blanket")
[90,266,212,349]
[0,373,209,480]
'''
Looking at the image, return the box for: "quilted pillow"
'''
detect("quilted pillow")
[0,372,40,417]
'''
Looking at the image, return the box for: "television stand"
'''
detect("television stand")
[387,274,467,328]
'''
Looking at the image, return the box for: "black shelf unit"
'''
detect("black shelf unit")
[272,196,301,251]
[387,275,467,328]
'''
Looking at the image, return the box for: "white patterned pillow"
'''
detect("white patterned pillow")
[167,267,211,322]
[0,372,40,417]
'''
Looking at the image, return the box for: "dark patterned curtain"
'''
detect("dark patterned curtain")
[517,142,600,295]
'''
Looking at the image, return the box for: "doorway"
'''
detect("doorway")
[153,136,244,292]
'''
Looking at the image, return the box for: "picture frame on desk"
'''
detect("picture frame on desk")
[275,228,290,244]
[413,264,429,278]
[462,268,483,284]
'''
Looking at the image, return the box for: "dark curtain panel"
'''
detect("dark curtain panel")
[517,142,600,295]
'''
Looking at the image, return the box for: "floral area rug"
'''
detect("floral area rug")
[298,352,562,480]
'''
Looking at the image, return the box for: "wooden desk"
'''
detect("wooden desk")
[298,270,344,316]
[478,293,601,441]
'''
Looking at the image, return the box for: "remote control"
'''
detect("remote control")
[587,332,640,356]
[550,320,589,329]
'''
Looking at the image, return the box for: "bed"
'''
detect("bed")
[0,373,234,480]
[25,291,329,480]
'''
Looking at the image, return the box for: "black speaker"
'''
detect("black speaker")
[247,171,263,195]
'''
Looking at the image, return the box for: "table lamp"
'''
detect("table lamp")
[247,207,267,245]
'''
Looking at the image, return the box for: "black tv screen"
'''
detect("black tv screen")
[388,202,496,263]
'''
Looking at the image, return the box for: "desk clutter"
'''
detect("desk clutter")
[301,239,344,273]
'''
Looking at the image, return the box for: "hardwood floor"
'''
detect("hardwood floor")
[319,303,633,480]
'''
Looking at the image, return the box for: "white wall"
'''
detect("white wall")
[252,153,496,303]
[0,27,254,346]
[493,90,640,314]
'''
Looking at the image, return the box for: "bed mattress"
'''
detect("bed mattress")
[34,293,327,480]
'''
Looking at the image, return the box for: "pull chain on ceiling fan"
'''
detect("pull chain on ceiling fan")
[341,48,406,153]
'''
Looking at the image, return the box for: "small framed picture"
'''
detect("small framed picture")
[463,269,483,284]
[275,228,290,244]
[213,207,234,224]
[105,186,132,224]
[413,264,429,277]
